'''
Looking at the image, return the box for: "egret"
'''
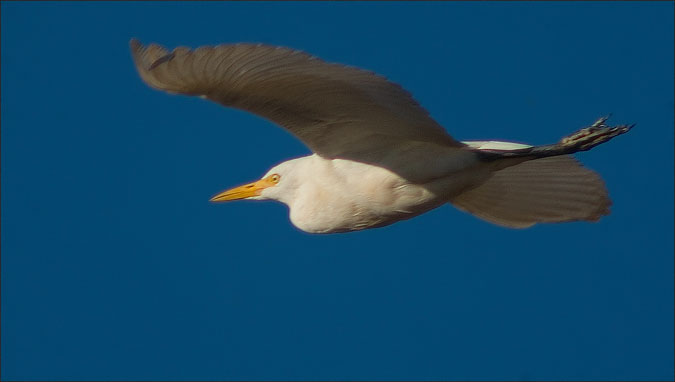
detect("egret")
[130,39,632,234]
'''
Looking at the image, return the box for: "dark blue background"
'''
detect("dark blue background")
[2,2,673,380]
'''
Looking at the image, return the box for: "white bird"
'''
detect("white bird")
[130,39,632,234]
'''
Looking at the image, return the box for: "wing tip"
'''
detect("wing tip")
[129,38,147,68]
[129,37,141,49]
[129,38,176,74]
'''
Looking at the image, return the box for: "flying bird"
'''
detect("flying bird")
[130,39,632,234]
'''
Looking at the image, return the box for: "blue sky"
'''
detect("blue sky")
[1,1,673,381]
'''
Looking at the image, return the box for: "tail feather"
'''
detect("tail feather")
[449,155,611,228]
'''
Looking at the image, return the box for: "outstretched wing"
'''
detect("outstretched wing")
[130,39,462,162]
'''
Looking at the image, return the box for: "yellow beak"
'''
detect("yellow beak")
[210,178,274,202]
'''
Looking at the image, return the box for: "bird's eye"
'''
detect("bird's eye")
[270,174,281,184]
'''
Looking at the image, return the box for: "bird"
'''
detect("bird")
[129,39,633,234]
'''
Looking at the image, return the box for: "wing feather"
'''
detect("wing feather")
[130,39,461,161]
[449,156,611,228]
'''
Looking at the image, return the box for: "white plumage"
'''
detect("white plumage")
[130,39,632,234]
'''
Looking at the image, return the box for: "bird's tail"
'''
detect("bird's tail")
[448,155,611,228]
[448,116,632,228]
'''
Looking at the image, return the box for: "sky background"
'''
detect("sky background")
[1,1,673,381]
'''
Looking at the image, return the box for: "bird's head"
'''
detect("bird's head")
[209,159,303,205]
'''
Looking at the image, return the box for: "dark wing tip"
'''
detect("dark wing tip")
[129,38,147,68]
[129,38,141,49]
[129,38,175,74]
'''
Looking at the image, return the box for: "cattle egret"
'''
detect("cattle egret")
[130,39,632,234]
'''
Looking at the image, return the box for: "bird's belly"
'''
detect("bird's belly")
[289,181,452,234]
